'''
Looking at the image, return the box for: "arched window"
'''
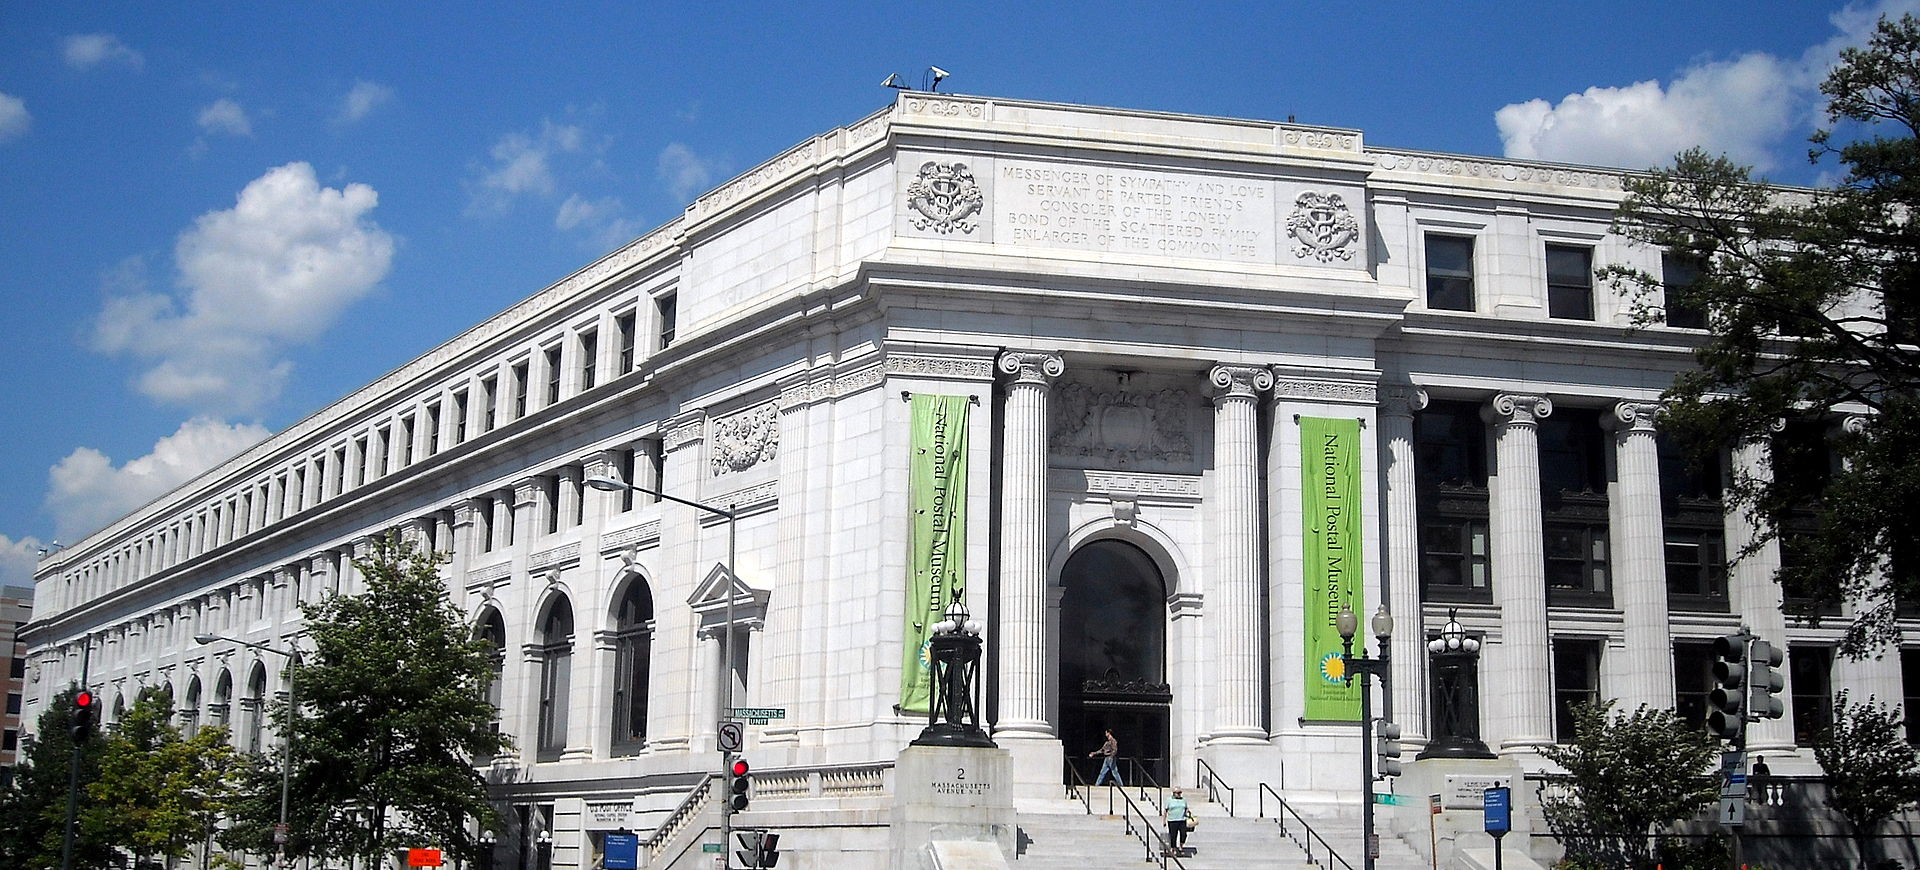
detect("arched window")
[611,579,654,753]
[161,682,177,728]
[212,670,234,739]
[245,663,268,753]
[182,676,203,736]
[536,597,574,760]
[111,693,125,725]
[476,609,506,734]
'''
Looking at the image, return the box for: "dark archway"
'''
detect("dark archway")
[1058,538,1171,784]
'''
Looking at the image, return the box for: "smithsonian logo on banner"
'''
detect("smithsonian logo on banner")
[1302,416,1363,721]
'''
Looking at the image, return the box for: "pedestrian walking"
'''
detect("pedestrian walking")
[1164,787,1189,855]
[1088,729,1123,786]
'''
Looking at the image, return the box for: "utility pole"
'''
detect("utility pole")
[60,641,92,870]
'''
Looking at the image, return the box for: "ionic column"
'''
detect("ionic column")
[1484,393,1555,751]
[1379,384,1429,742]
[1208,364,1273,742]
[1609,401,1673,710]
[1729,435,1796,753]
[1832,416,1906,703]
[993,350,1064,739]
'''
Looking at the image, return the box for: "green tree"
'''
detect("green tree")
[84,686,239,869]
[1607,14,1920,655]
[1811,691,1920,868]
[223,535,506,867]
[1540,702,1720,869]
[0,685,115,870]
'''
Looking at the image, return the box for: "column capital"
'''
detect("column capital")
[511,478,542,502]
[1379,384,1430,419]
[995,350,1065,385]
[1842,414,1871,437]
[1485,393,1553,427]
[1609,401,1661,434]
[1207,364,1273,401]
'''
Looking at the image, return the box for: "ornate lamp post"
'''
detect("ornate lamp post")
[476,829,496,870]
[1418,610,1494,760]
[1338,605,1393,870]
[910,596,995,748]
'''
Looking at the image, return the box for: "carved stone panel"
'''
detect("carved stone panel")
[710,403,780,477]
[1049,372,1201,472]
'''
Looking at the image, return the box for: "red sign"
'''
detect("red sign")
[407,849,443,867]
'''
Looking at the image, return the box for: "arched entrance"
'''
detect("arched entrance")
[1058,539,1172,784]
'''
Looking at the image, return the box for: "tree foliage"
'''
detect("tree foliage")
[1607,14,1920,655]
[85,686,240,867]
[1540,702,1720,870]
[223,535,506,866]
[1811,691,1920,867]
[0,685,114,870]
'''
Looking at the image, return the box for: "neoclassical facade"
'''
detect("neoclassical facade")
[22,95,1918,869]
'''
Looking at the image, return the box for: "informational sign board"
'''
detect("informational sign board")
[702,843,722,854]
[1483,787,1511,834]
[1444,775,1513,809]
[603,832,639,870]
[732,707,786,725]
[406,849,442,867]
[1430,794,1443,815]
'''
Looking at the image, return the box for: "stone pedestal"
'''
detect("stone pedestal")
[891,745,1017,870]
[1390,756,1529,869]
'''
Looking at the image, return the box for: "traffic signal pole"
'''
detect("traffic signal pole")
[60,642,91,870]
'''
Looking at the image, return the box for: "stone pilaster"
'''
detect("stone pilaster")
[558,465,583,531]
[1208,363,1273,743]
[1608,401,1673,711]
[1729,436,1796,754]
[1484,393,1555,752]
[993,350,1064,740]
[1379,384,1429,742]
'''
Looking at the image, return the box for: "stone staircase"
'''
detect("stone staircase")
[1013,791,1430,870]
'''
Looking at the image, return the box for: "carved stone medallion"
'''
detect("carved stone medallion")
[905,161,984,234]
[710,403,780,476]
[1285,192,1360,262]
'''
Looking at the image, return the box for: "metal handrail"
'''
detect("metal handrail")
[1125,757,1166,813]
[1067,761,1187,869]
[1258,782,1353,870]
[1194,757,1236,818]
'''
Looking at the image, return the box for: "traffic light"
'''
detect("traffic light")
[1748,639,1786,720]
[1709,632,1749,742]
[1375,720,1403,779]
[735,831,780,868]
[729,759,751,812]
[70,690,96,743]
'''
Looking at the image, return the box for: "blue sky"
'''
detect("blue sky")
[0,0,1904,584]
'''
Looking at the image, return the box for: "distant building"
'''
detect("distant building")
[2,584,31,787]
[20,94,1917,869]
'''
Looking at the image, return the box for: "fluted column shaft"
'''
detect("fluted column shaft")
[994,350,1063,738]
[1486,393,1555,750]
[1379,385,1429,741]
[1208,364,1273,742]
[1729,437,1795,753]
[1610,402,1673,710]
[1833,416,1906,703]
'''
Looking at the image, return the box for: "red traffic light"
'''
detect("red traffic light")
[74,691,94,708]
[731,759,750,776]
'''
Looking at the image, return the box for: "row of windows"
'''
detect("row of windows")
[52,291,680,615]
[1423,234,1703,326]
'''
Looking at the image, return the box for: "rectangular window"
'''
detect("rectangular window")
[3,728,14,752]
[1425,234,1475,311]
[544,346,563,405]
[646,438,665,504]
[1673,642,1716,733]
[426,403,442,455]
[453,390,469,444]
[478,497,495,554]
[617,448,637,513]
[1660,437,1728,609]
[1546,244,1595,320]
[480,376,498,433]
[1661,252,1706,329]
[657,293,678,349]
[1553,639,1602,743]
[330,448,346,496]
[354,437,370,485]
[511,362,529,419]
[376,427,391,477]
[545,476,562,535]
[1540,408,1610,606]
[617,311,637,372]
[1792,645,1834,747]
[399,415,415,466]
[1905,648,1920,744]
[1415,401,1492,600]
[579,329,598,391]
[8,657,23,679]
[5,692,18,715]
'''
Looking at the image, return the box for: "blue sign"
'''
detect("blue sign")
[604,832,639,870]
[1483,786,1511,834]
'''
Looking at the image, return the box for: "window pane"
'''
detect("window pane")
[1426,235,1475,312]
[1546,244,1594,320]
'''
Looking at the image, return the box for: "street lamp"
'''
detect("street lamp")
[1338,605,1393,870]
[476,830,496,870]
[585,472,742,866]
[1418,609,1494,760]
[196,634,301,869]
[911,596,994,748]
[535,828,553,870]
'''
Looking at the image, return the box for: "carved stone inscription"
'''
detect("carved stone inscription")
[994,160,1274,262]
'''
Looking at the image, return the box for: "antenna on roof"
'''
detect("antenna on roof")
[880,67,953,93]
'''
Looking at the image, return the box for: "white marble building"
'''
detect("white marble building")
[21,94,1917,869]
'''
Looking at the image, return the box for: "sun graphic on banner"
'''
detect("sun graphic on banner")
[917,638,935,672]
[1319,651,1348,684]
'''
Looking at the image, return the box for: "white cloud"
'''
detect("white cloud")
[0,91,28,143]
[45,418,269,541]
[1495,0,1920,171]
[468,120,585,214]
[336,80,394,125]
[63,33,143,71]
[0,534,44,589]
[657,142,719,202]
[555,193,620,231]
[197,98,253,137]
[92,162,394,412]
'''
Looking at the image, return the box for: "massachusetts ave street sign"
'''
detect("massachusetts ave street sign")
[732,707,786,724]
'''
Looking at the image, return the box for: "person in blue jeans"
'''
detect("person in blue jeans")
[1088,729,1122,786]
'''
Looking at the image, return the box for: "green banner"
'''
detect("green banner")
[900,394,970,713]
[1302,416,1364,721]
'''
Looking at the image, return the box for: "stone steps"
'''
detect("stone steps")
[1013,795,1432,870]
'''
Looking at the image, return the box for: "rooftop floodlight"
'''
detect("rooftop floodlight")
[882,72,907,89]
[929,66,950,90]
